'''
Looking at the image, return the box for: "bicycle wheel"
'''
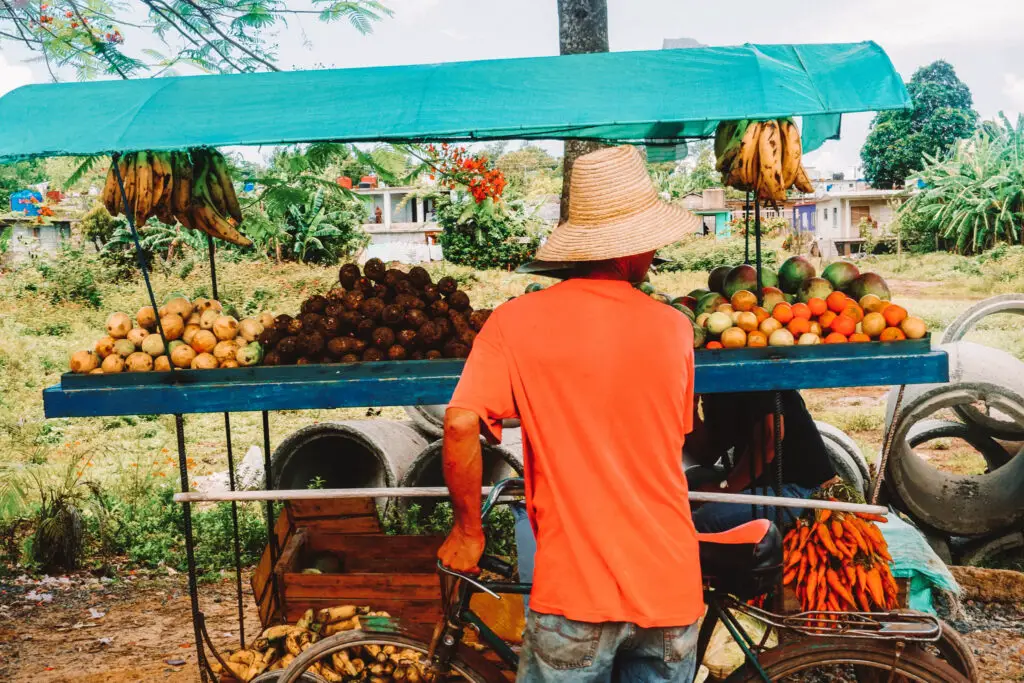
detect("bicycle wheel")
[277,630,504,683]
[725,637,970,682]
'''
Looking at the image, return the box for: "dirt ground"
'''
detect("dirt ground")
[2,570,1023,682]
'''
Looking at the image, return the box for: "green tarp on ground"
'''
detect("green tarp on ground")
[0,41,908,162]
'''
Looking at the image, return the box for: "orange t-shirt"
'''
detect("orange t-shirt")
[448,278,702,627]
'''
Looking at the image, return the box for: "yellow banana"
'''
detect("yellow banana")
[123,152,138,222]
[794,164,815,194]
[736,121,763,189]
[150,153,165,221]
[779,119,802,188]
[259,624,305,641]
[191,199,253,246]
[210,150,243,224]
[102,163,120,215]
[134,151,154,224]
[757,120,785,202]
[170,151,194,220]
[156,151,175,212]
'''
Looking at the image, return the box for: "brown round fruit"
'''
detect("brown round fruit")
[362,347,384,362]
[447,290,471,311]
[127,327,149,348]
[443,341,471,359]
[356,319,375,340]
[469,310,492,331]
[429,300,449,318]
[437,276,458,296]
[359,297,385,321]
[153,355,171,372]
[381,304,405,326]
[213,340,239,364]
[298,331,326,357]
[363,258,386,282]
[900,316,927,340]
[327,337,353,358]
[182,324,201,345]
[141,334,165,357]
[200,309,219,330]
[101,354,125,374]
[238,319,263,342]
[387,345,407,361]
[164,297,193,321]
[137,306,158,330]
[720,327,747,348]
[408,266,432,288]
[287,318,304,335]
[405,309,429,329]
[384,268,407,287]
[219,359,240,369]
[372,326,396,349]
[191,329,217,354]
[300,295,328,315]
[262,350,281,366]
[106,312,132,339]
[425,350,443,360]
[171,344,197,368]
[340,353,360,363]
[339,263,361,289]
[160,314,185,341]
[397,329,418,348]
[113,338,136,358]
[95,336,116,358]
[125,351,154,372]
[191,352,218,369]
[70,350,100,374]
[276,336,299,360]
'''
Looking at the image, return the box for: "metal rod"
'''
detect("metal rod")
[744,191,751,264]
[261,410,280,620]
[175,414,209,683]
[870,384,906,505]
[223,413,245,648]
[206,233,219,300]
[754,194,763,299]
[773,392,784,528]
[173,487,889,515]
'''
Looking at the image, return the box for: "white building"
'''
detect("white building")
[354,186,443,264]
[810,190,904,258]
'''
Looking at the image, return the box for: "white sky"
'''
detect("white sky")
[2,0,1023,176]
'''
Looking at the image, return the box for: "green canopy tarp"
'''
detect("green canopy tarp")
[0,41,908,162]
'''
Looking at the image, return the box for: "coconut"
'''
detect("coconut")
[94,336,116,358]
[437,276,458,296]
[171,344,197,369]
[136,306,158,330]
[200,309,219,330]
[192,298,219,314]
[238,319,263,342]
[153,355,171,372]
[186,312,202,326]
[160,314,185,341]
[191,352,218,370]
[125,352,154,372]
[113,338,136,358]
[213,340,239,364]
[447,290,471,312]
[182,325,201,345]
[141,334,166,357]
[70,350,100,374]
[106,312,132,339]
[259,312,275,329]
[372,326,395,349]
[127,327,149,348]
[164,296,193,321]
[213,316,239,341]
[191,329,217,354]
[220,359,240,369]
[235,342,263,367]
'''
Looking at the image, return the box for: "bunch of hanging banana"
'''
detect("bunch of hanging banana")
[102,148,251,246]
[715,119,816,203]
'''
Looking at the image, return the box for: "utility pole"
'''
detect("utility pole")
[557,0,609,222]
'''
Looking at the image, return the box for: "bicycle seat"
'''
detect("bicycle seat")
[698,519,783,599]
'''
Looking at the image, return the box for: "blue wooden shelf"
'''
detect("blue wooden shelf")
[43,344,949,419]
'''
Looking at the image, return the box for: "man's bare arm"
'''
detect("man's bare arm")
[438,407,487,573]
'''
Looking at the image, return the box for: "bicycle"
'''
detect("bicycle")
[275,478,975,682]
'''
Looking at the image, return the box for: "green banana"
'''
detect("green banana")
[209,150,243,224]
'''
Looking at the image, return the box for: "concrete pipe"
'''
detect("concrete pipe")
[885,384,1024,537]
[958,529,1024,567]
[941,293,1024,345]
[884,342,1024,441]
[271,420,429,492]
[403,404,521,439]
[814,421,870,496]
[906,419,1013,472]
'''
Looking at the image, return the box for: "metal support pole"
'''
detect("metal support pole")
[744,191,751,264]
[205,233,245,646]
[262,411,280,617]
[754,195,764,301]
[773,392,785,528]
[175,414,209,683]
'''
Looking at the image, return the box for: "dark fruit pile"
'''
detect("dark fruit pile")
[259,259,491,365]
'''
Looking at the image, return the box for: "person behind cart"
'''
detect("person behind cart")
[438,145,705,683]
[685,390,838,533]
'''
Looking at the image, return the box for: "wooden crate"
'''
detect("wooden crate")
[251,498,525,642]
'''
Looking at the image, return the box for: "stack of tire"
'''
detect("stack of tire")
[881,295,1024,566]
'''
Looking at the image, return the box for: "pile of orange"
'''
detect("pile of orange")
[696,289,927,349]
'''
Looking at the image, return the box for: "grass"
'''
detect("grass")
[0,240,1022,572]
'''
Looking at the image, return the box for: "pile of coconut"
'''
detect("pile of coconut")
[69,296,273,374]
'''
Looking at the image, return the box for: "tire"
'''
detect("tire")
[277,630,500,683]
[725,637,970,682]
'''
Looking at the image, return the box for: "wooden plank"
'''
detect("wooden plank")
[305,534,443,574]
[283,598,441,625]
[251,545,274,607]
[43,350,950,418]
[282,573,441,601]
[275,528,308,576]
[289,497,378,520]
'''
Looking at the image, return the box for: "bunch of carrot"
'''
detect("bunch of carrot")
[782,507,899,615]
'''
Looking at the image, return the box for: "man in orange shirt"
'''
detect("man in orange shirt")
[440,145,704,682]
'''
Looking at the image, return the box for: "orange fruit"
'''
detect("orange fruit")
[735,311,759,332]
[824,332,848,344]
[883,304,907,327]
[773,302,794,324]
[819,310,837,332]
[849,333,871,343]
[747,330,768,347]
[841,303,864,324]
[900,316,927,339]
[759,317,782,336]
[791,302,812,320]
[861,311,886,338]
[752,306,770,324]
[879,327,906,342]
[731,290,757,312]
[830,314,857,337]
[859,294,884,312]
[787,317,811,336]
[807,297,828,317]
[721,327,748,348]
[826,291,849,314]
[706,341,724,350]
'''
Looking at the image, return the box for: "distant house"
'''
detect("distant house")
[805,189,904,258]
[2,220,72,264]
[354,186,442,264]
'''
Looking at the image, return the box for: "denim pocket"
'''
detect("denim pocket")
[529,612,603,670]
[662,622,698,663]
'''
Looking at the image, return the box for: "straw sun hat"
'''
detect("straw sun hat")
[535,145,700,262]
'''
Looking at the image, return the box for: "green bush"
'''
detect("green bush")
[437,195,541,270]
[658,237,779,273]
[35,246,103,308]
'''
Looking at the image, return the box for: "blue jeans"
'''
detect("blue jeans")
[512,503,535,612]
[518,612,699,683]
[691,483,815,534]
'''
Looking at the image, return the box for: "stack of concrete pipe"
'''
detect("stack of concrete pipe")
[881,295,1024,566]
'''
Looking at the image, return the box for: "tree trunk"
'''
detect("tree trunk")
[557,0,609,223]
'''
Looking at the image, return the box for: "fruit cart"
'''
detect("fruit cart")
[0,41,949,681]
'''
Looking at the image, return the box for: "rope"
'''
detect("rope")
[870,384,906,505]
